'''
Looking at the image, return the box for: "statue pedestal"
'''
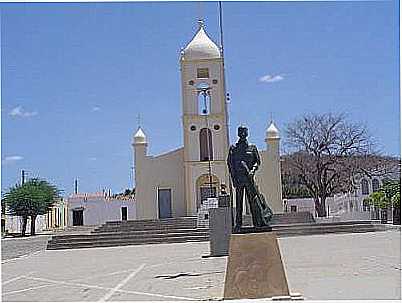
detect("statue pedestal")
[209,207,232,256]
[223,232,290,300]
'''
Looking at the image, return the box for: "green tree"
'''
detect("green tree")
[366,191,388,210]
[365,179,401,224]
[382,180,401,224]
[381,180,400,202]
[3,179,61,236]
[392,192,400,208]
[368,179,401,209]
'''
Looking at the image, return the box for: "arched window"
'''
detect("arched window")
[361,179,369,195]
[197,83,211,115]
[199,128,213,161]
[372,178,380,192]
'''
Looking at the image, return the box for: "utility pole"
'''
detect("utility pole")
[74,179,78,195]
[130,166,135,190]
[21,170,27,185]
[218,1,234,214]
[218,1,224,58]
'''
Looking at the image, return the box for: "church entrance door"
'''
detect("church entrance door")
[72,209,83,226]
[200,186,217,204]
[196,174,219,210]
[158,188,172,219]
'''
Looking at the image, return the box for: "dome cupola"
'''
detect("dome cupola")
[182,20,221,61]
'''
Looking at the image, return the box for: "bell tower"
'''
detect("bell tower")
[180,20,231,215]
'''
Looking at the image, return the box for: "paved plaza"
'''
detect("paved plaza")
[1,235,51,261]
[1,230,401,301]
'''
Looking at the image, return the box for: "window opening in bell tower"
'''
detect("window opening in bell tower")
[200,128,213,161]
[197,82,211,115]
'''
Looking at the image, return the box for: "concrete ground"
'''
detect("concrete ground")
[1,235,51,261]
[1,230,400,301]
[1,225,97,261]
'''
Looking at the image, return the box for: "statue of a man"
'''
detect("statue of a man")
[227,126,273,231]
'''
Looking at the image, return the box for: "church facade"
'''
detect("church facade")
[132,21,283,220]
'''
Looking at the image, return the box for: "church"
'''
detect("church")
[132,20,283,220]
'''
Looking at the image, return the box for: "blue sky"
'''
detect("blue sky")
[1,1,400,196]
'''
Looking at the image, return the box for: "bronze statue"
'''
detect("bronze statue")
[227,126,273,232]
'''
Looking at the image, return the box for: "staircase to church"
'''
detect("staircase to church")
[47,217,208,250]
[47,212,392,250]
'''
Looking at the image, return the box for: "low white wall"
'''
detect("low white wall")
[68,197,136,226]
[4,214,46,234]
[285,197,372,221]
[284,198,316,215]
[315,212,371,223]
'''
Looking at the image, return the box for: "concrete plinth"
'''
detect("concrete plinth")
[209,207,232,256]
[223,232,290,300]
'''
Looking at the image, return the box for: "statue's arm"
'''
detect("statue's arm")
[250,145,261,175]
[227,146,237,186]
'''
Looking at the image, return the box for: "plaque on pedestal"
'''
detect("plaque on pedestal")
[223,232,290,299]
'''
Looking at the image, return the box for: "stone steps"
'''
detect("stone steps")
[243,211,316,226]
[49,229,209,242]
[93,224,197,232]
[99,222,197,229]
[93,217,198,233]
[101,217,197,226]
[272,221,381,237]
[46,215,387,250]
[272,223,380,237]
[272,220,373,228]
[47,235,209,250]
[47,217,203,250]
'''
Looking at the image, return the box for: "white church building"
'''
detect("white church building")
[132,21,283,220]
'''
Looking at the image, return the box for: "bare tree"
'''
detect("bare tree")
[284,113,375,217]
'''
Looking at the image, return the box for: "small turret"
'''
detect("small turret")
[132,126,148,170]
[132,127,148,190]
[264,120,282,213]
[265,122,280,141]
[133,127,147,145]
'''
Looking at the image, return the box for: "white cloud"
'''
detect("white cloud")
[9,106,38,117]
[92,106,101,112]
[259,74,285,83]
[3,155,23,165]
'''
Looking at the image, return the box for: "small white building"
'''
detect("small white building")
[67,192,136,226]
